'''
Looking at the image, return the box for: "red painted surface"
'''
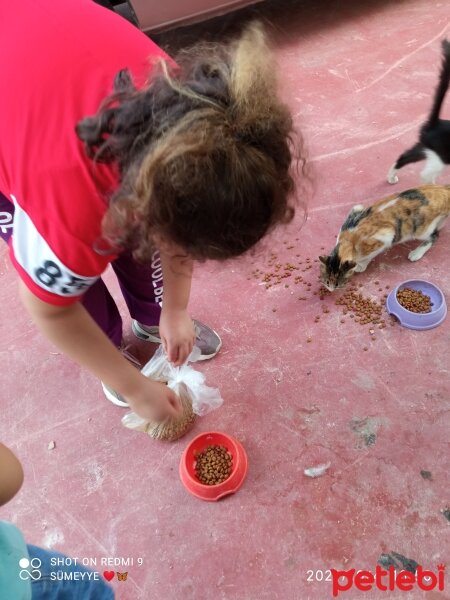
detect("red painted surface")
[1,1,449,599]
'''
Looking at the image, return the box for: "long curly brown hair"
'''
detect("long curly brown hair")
[76,23,304,261]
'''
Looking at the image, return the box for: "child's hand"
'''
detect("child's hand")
[0,443,24,507]
[127,379,182,421]
[159,308,196,366]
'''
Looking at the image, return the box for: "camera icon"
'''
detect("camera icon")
[19,557,42,581]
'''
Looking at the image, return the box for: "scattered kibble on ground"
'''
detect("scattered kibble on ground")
[249,248,397,352]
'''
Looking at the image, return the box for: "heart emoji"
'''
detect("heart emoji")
[103,571,115,582]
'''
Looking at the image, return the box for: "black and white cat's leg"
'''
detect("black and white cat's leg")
[420,149,445,183]
[387,143,426,184]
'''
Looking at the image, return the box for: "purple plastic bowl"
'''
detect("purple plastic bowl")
[386,279,447,330]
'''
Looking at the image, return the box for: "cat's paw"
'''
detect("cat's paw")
[408,248,423,261]
[355,263,368,272]
[387,165,398,184]
[387,173,398,184]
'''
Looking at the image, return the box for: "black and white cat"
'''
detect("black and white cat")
[387,39,450,185]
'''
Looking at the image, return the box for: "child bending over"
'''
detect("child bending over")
[0,0,300,422]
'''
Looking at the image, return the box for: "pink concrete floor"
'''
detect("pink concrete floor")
[1,1,450,599]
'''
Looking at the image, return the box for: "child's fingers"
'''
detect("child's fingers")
[177,342,192,365]
[166,390,182,417]
[171,400,183,418]
[165,341,179,364]
[165,337,195,366]
[169,342,193,366]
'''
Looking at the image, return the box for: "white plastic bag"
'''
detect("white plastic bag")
[122,346,223,441]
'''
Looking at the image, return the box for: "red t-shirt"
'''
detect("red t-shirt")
[0,0,169,305]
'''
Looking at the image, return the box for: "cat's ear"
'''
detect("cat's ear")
[343,260,356,270]
[319,255,328,264]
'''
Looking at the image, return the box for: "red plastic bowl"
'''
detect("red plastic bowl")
[179,432,248,501]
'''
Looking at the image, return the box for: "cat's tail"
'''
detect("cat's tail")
[425,39,450,128]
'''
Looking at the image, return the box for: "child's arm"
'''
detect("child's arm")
[19,282,181,420]
[0,443,24,506]
[159,252,196,366]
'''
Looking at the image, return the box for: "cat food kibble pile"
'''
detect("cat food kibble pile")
[249,247,314,292]
[249,247,396,350]
[396,288,432,313]
[335,286,387,327]
[195,445,233,485]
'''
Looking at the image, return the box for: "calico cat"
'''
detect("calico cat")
[319,184,450,291]
[387,39,450,185]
